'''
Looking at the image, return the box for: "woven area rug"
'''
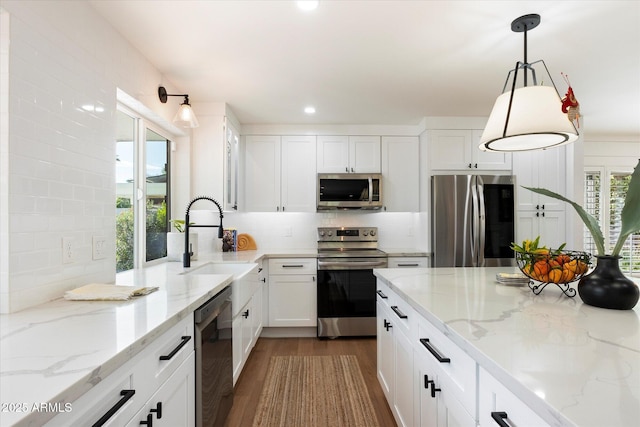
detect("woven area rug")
[252,355,380,427]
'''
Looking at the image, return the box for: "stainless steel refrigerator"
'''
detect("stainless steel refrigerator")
[431,175,516,267]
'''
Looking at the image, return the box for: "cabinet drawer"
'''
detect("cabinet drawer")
[387,257,429,268]
[416,316,476,417]
[269,258,316,274]
[376,280,415,339]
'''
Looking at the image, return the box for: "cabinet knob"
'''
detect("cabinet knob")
[242,309,249,318]
[261,277,266,283]
[140,413,153,426]
[345,167,349,172]
[351,167,354,173]
[468,163,472,168]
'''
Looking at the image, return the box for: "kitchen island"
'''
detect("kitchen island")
[374,266,640,427]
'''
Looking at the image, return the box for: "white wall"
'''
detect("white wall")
[0,1,181,313]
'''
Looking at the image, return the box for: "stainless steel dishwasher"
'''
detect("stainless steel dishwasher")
[194,286,233,427]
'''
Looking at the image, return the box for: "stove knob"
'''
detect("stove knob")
[328,230,333,236]
[370,229,376,236]
[319,230,325,237]
[363,230,369,236]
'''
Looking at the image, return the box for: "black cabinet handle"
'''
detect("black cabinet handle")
[159,336,191,361]
[140,413,153,426]
[384,319,392,331]
[491,411,510,427]
[376,290,388,299]
[150,402,162,419]
[92,389,135,427]
[425,379,442,398]
[282,264,304,268]
[242,309,250,318]
[261,277,266,283]
[423,374,430,389]
[258,267,263,273]
[397,263,419,267]
[391,305,408,319]
[419,338,451,363]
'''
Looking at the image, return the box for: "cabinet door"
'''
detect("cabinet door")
[516,202,567,247]
[245,135,281,211]
[252,283,263,342]
[350,136,381,173]
[429,130,473,170]
[513,148,566,211]
[415,352,437,427]
[281,136,316,212]
[317,135,349,173]
[232,314,243,384]
[127,353,195,427]
[241,300,254,362]
[382,136,419,212]
[268,274,317,326]
[376,300,394,402]
[393,327,415,427]
[471,130,512,170]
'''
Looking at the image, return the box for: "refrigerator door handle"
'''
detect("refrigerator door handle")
[477,176,486,267]
[470,180,479,267]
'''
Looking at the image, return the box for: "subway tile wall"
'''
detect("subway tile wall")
[0,1,167,312]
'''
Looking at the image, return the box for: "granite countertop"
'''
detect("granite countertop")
[373,267,640,427]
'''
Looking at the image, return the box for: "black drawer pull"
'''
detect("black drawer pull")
[159,336,191,361]
[376,290,388,299]
[140,413,153,426]
[282,264,304,268]
[397,263,419,267]
[426,379,441,398]
[419,338,451,363]
[92,389,135,427]
[242,309,250,318]
[391,305,408,319]
[150,401,162,419]
[491,411,510,427]
[384,319,392,331]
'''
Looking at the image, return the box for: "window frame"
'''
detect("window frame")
[116,104,173,271]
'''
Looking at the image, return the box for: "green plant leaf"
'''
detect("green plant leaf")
[612,160,640,255]
[523,186,606,256]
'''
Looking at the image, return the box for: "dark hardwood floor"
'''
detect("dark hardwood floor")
[224,337,397,427]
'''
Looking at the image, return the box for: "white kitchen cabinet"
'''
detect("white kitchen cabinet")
[317,135,381,173]
[513,148,567,246]
[244,135,316,212]
[388,257,429,268]
[46,314,195,427]
[429,129,511,171]
[478,367,548,427]
[382,136,420,212]
[376,280,416,427]
[126,352,195,427]
[232,278,263,385]
[268,258,317,327]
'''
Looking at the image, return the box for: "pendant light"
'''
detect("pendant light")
[479,14,578,152]
[158,86,199,128]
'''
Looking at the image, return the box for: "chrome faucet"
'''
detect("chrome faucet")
[183,196,224,268]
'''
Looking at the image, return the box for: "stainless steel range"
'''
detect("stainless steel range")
[316,226,387,338]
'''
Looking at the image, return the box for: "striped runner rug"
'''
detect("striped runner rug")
[252,355,380,427]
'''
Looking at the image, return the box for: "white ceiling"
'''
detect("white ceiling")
[89,0,640,140]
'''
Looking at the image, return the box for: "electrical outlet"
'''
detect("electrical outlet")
[93,236,107,260]
[62,237,74,264]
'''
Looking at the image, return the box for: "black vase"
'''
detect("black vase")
[578,255,639,310]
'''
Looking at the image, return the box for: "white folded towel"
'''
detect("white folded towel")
[64,283,158,301]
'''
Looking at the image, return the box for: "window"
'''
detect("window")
[584,169,639,273]
[116,108,171,272]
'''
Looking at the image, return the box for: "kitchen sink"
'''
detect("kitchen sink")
[185,262,257,280]
[184,262,260,317]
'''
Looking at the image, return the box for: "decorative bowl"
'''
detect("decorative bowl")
[515,250,592,296]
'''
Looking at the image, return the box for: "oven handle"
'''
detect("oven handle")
[318,259,388,270]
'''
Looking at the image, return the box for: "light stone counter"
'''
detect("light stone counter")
[0,251,317,426]
[374,266,640,427]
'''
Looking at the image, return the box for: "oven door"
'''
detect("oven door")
[316,258,386,337]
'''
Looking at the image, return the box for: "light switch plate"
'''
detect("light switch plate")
[93,236,107,260]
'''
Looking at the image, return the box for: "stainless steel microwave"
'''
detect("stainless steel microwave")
[317,173,382,210]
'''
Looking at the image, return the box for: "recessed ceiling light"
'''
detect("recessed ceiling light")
[297,1,319,11]
[304,106,316,114]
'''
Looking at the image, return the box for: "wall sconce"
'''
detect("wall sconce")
[479,14,578,152]
[158,86,199,128]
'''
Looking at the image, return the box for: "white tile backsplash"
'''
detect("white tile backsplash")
[0,1,165,312]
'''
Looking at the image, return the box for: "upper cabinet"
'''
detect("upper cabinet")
[244,135,316,212]
[429,129,512,171]
[223,119,240,212]
[381,136,419,212]
[317,135,381,173]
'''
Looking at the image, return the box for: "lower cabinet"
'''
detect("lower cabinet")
[232,283,263,385]
[268,258,317,327]
[126,352,195,427]
[46,314,195,426]
[478,367,548,427]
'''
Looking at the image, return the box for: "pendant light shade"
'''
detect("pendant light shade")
[479,14,578,152]
[158,86,199,128]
